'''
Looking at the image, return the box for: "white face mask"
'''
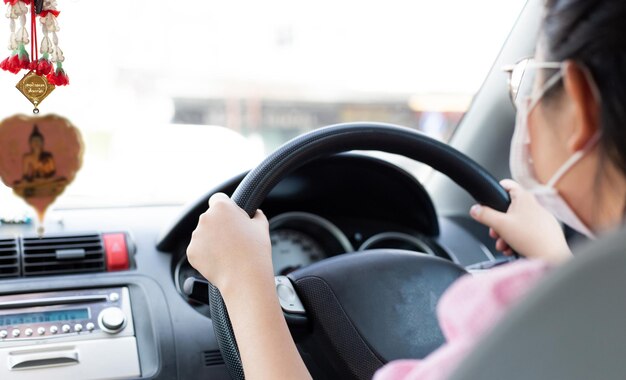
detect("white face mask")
[509,67,599,238]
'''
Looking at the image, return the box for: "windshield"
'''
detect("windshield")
[0,0,525,217]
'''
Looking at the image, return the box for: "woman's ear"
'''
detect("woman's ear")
[562,60,601,152]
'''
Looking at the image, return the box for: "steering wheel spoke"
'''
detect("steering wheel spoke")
[275,276,307,314]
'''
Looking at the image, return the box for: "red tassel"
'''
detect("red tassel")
[3,0,31,4]
[5,54,22,74]
[35,58,52,76]
[47,68,69,86]
[0,57,11,72]
[17,53,30,70]
[40,10,60,17]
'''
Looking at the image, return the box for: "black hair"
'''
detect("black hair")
[541,0,626,180]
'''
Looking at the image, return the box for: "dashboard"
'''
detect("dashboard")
[0,154,503,380]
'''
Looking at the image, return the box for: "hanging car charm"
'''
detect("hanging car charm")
[1,0,68,113]
[16,70,55,113]
[0,114,83,235]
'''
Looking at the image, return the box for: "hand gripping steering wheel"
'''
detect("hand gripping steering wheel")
[208,123,510,380]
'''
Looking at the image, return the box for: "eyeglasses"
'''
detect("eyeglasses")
[502,58,563,109]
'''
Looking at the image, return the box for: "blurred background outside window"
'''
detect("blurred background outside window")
[0,0,525,220]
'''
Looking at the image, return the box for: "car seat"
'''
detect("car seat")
[449,227,626,380]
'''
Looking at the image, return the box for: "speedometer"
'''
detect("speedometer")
[271,229,325,275]
[175,211,352,313]
[268,212,353,275]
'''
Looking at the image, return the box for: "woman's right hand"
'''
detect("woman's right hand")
[469,179,572,263]
[186,193,273,296]
[186,193,312,380]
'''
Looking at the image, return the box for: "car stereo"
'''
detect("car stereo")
[0,287,140,379]
[0,287,131,341]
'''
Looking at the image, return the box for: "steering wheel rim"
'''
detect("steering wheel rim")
[209,122,510,380]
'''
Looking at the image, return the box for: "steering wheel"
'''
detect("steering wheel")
[209,122,510,380]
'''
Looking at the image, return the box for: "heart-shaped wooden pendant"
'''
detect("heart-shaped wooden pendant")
[0,114,83,225]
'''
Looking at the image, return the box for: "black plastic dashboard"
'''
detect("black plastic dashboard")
[0,154,501,380]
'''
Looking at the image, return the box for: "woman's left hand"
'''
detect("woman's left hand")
[470,179,572,263]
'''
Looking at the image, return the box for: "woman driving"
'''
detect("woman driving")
[186,0,626,379]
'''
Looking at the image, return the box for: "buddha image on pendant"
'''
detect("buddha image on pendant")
[0,114,83,223]
[13,124,67,198]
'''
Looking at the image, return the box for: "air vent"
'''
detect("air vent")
[22,234,105,276]
[202,350,225,367]
[0,238,19,278]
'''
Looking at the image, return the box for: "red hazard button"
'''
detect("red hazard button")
[103,233,130,271]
